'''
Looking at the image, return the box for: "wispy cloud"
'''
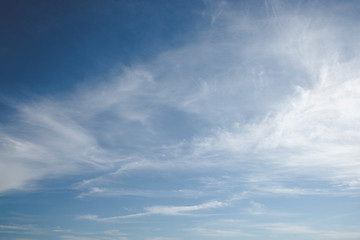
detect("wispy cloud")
[322,231,360,239]
[60,236,99,240]
[147,237,177,240]
[189,220,360,239]
[262,223,360,239]
[0,0,359,227]
[190,227,252,237]
[145,200,226,215]
[246,201,267,215]
[55,228,128,240]
[2,1,360,240]
[0,225,33,231]
[0,224,40,235]
[262,223,319,234]
[78,200,227,222]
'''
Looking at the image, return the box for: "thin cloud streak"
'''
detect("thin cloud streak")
[189,219,360,239]
[261,223,360,239]
[78,200,227,222]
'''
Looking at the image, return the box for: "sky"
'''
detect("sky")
[1,0,360,239]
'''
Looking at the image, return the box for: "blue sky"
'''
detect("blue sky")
[1,0,360,239]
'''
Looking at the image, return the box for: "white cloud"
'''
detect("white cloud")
[263,223,319,234]
[148,238,176,240]
[103,229,127,237]
[145,200,226,215]
[191,60,360,187]
[0,224,39,235]
[190,227,252,237]
[247,201,266,215]
[53,226,73,233]
[262,223,360,239]
[323,231,360,239]
[1,2,359,240]
[11,238,35,240]
[0,0,359,200]
[60,236,99,240]
[0,225,33,231]
[78,200,227,222]
[190,220,360,239]
[57,229,128,240]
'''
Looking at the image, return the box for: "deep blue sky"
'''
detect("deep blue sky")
[0,0,206,95]
[1,1,360,240]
